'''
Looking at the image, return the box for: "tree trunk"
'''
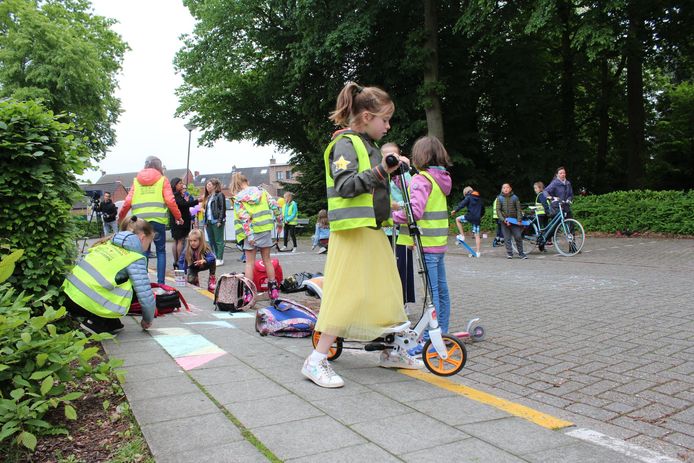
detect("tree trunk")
[626,1,646,188]
[558,0,576,167]
[596,56,610,190]
[423,0,444,143]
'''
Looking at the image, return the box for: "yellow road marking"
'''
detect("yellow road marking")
[151,270,214,299]
[400,369,574,430]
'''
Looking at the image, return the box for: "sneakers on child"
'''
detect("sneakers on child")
[519,254,528,259]
[268,280,279,301]
[80,317,123,335]
[301,357,344,388]
[291,247,297,253]
[279,246,287,251]
[506,254,513,259]
[318,247,327,254]
[379,350,424,370]
[456,234,465,242]
[407,343,424,357]
[207,275,217,292]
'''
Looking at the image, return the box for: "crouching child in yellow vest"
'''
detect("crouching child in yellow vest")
[61,218,156,334]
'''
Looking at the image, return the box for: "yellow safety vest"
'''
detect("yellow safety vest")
[234,208,246,242]
[131,177,168,224]
[244,191,274,234]
[535,193,546,215]
[397,171,449,247]
[283,201,298,225]
[492,198,498,219]
[325,134,391,231]
[62,241,143,319]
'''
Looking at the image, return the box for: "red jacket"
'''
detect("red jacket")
[118,168,182,222]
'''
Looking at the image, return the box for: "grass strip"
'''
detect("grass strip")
[187,375,282,463]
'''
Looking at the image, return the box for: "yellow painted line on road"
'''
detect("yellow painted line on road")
[150,270,215,299]
[399,369,574,430]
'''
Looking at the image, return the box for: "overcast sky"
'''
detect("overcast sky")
[83,0,287,183]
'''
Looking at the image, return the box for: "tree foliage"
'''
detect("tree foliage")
[0,0,128,159]
[176,0,693,215]
[0,99,89,297]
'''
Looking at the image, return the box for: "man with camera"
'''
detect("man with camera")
[97,192,119,235]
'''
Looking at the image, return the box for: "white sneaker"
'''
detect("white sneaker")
[301,358,344,388]
[318,247,327,254]
[215,259,221,266]
[456,234,465,242]
[292,247,297,253]
[475,252,481,258]
[280,246,287,251]
[379,350,424,370]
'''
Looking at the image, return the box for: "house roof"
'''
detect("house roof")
[95,168,191,188]
[193,172,231,188]
[79,182,127,196]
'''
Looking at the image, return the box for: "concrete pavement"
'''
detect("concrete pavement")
[101,236,692,462]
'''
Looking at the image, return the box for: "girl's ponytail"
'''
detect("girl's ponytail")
[329,82,361,127]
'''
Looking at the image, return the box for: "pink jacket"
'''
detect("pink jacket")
[118,168,182,222]
[392,167,452,253]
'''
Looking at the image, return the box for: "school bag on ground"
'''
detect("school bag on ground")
[255,298,317,337]
[130,283,190,317]
[214,273,257,312]
[253,258,283,293]
[279,271,322,293]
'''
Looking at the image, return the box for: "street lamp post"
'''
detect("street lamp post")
[184,122,197,185]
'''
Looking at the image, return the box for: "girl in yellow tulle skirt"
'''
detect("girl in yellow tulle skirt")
[301,82,413,389]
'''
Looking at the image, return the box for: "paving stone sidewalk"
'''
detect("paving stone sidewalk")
[104,278,658,463]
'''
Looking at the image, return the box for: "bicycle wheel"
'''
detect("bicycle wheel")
[311,331,343,361]
[553,219,585,256]
[422,335,467,376]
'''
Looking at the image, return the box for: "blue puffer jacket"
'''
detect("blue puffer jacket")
[111,232,155,322]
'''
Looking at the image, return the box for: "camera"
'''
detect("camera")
[385,154,399,167]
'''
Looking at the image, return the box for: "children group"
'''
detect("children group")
[61,80,574,391]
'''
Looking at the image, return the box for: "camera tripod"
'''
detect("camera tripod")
[79,197,104,255]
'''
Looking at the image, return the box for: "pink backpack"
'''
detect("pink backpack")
[213,273,257,312]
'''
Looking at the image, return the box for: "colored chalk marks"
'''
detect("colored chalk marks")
[151,327,227,370]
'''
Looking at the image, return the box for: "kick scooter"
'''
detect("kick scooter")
[312,160,470,376]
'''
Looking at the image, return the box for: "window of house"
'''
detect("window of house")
[286,170,292,179]
[276,171,284,180]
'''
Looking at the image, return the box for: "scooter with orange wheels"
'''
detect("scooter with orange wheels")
[312,158,468,377]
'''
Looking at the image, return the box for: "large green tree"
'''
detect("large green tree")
[0,0,128,159]
[176,0,692,214]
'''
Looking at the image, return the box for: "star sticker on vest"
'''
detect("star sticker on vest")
[333,155,351,171]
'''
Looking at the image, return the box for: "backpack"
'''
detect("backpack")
[255,298,318,337]
[279,272,323,293]
[253,258,283,293]
[130,283,190,317]
[213,273,257,312]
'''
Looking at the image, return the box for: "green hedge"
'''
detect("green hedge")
[470,190,693,235]
[571,190,694,235]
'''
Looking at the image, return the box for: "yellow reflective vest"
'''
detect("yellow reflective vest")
[244,190,274,235]
[131,177,168,224]
[324,134,393,231]
[535,193,546,215]
[397,171,449,247]
[62,241,143,319]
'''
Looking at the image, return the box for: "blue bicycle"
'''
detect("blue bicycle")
[520,200,585,256]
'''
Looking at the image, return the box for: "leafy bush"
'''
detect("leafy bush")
[571,190,694,235]
[0,99,90,298]
[454,190,694,236]
[0,251,123,451]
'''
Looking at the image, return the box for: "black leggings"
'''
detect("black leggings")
[62,293,123,331]
[284,224,297,247]
[187,261,216,283]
